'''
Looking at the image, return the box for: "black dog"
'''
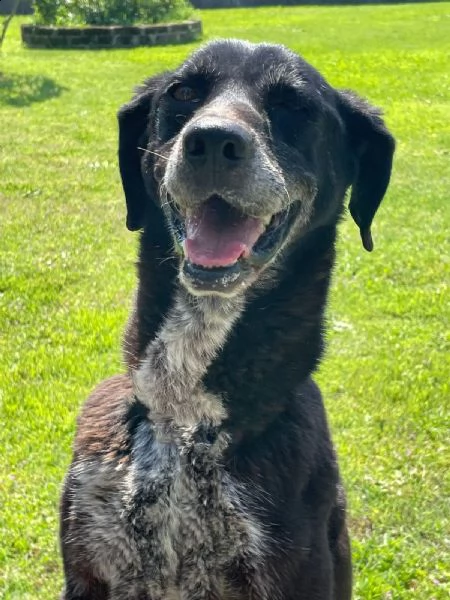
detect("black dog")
[60,39,395,599]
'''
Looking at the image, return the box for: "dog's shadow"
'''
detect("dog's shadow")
[0,72,67,107]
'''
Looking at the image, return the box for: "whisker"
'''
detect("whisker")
[157,255,177,266]
[138,147,169,161]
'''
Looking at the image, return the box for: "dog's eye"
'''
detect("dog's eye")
[270,88,296,109]
[171,85,202,103]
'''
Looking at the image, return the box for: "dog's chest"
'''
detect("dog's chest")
[117,422,266,598]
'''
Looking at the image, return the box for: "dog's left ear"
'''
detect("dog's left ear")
[118,74,170,231]
[337,90,395,251]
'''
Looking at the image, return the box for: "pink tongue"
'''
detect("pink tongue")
[185,197,264,267]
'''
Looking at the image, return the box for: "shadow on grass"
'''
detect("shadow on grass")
[0,72,67,107]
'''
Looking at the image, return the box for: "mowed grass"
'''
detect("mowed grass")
[0,3,449,598]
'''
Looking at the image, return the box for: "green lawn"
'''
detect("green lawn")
[0,4,449,598]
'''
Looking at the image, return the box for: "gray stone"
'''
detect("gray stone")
[21,21,202,50]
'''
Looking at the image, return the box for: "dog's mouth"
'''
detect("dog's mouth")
[167,195,296,295]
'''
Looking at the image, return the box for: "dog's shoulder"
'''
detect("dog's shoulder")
[73,374,145,464]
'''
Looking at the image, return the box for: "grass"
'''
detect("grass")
[0,3,449,598]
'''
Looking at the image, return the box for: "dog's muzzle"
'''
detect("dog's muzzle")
[161,120,298,296]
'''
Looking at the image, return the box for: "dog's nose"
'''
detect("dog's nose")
[183,122,252,168]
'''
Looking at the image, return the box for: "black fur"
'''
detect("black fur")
[60,39,394,599]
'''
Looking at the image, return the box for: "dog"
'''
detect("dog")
[59,39,395,599]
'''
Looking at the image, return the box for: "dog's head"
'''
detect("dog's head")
[118,40,394,297]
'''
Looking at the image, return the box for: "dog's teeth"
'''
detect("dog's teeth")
[261,215,273,226]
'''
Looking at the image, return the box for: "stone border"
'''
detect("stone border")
[21,20,202,49]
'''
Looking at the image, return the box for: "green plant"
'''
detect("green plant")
[33,0,193,26]
[33,0,68,25]
[73,0,138,25]
[138,0,193,24]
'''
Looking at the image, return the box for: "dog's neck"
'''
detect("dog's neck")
[133,286,245,427]
[126,224,336,435]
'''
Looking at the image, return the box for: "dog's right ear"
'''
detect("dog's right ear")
[118,74,169,231]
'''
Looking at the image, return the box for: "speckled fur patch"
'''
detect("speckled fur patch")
[63,289,273,599]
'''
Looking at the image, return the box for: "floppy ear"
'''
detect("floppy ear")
[337,90,395,251]
[117,74,169,231]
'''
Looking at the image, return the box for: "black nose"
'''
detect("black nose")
[183,122,252,168]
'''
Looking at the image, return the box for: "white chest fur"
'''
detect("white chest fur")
[68,286,276,598]
[70,420,269,599]
[83,288,271,598]
[120,420,267,599]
